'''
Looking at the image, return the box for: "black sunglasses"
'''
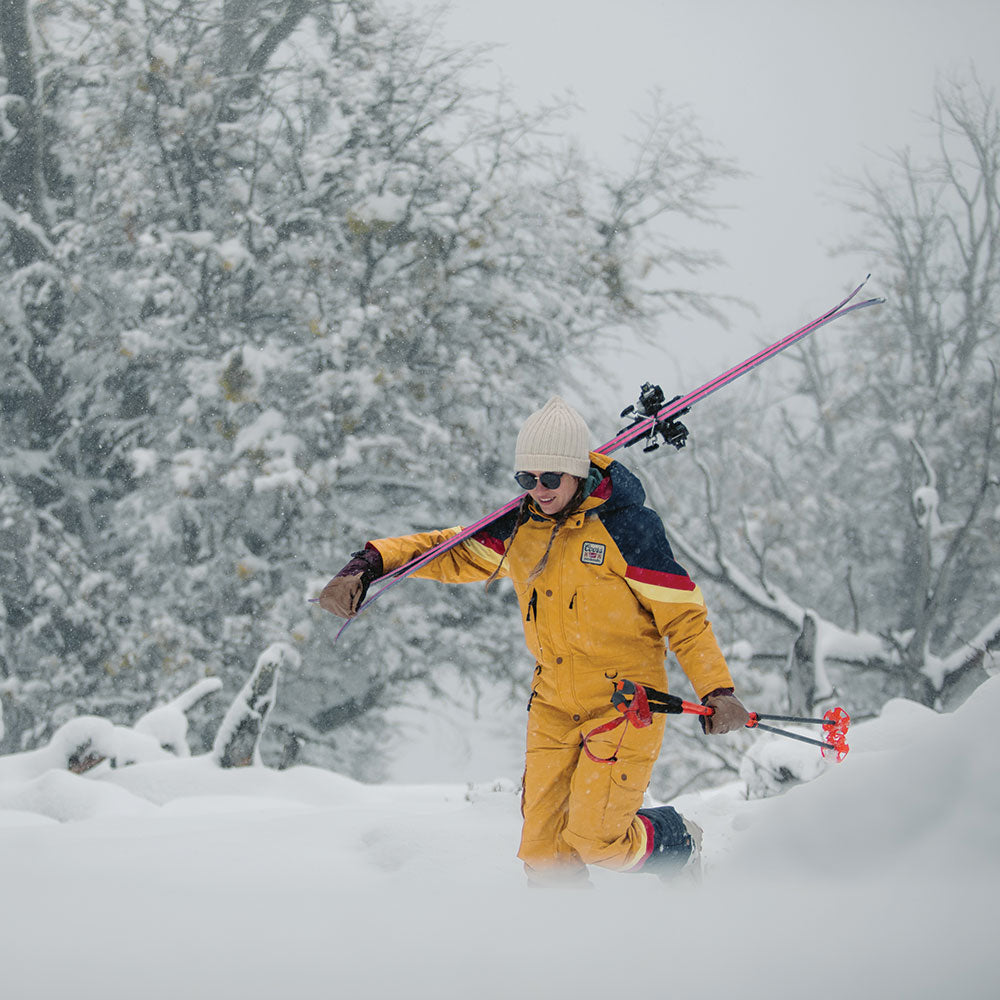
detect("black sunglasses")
[515,471,564,491]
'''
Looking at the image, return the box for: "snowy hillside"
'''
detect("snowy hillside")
[2,678,997,1000]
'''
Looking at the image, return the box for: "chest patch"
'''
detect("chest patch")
[580,541,606,566]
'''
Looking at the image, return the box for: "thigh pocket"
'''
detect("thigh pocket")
[602,764,654,837]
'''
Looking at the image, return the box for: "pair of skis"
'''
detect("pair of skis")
[334,278,883,638]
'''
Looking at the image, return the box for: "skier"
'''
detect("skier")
[318,396,750,884]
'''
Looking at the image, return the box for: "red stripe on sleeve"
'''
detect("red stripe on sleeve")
[625,565,696,591]
[471,531,506,557]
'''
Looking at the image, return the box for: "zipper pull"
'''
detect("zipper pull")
[526,588,538,622]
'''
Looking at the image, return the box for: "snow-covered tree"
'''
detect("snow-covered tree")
[1,0,738,770]
[649,78,1000,744]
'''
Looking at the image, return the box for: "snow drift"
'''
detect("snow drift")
[1,678,997,999]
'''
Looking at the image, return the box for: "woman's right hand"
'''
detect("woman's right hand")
[317,574,366,617]
[317,547,384,618]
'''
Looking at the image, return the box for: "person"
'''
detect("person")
[318,396,750,884]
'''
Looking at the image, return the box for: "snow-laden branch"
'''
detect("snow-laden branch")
[668,518,803,628]
[0,197,54,257]
[663,511,887,659]
[135,678,223,757]
[212,643,298,767]
[0,716,170,783]
[0,641,306,781]
[0,677,223,782]
[661,483,999,706]
[641,463,896,714]
[931,608,1000,686]
[904,370,998,680]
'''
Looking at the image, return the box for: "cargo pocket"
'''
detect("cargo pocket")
[602,764,653,838]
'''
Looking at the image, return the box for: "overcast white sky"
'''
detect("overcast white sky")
[398,0,1000,392]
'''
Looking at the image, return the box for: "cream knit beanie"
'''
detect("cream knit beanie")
[514,396,592,477]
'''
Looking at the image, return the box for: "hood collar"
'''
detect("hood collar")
[526,451,643,520]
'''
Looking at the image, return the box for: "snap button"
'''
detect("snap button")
[545,589,552,597]
[573,714,580,722]
[556,657,563,664]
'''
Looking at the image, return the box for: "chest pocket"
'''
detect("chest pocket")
[515,581,542,661]
[566,580,655,662]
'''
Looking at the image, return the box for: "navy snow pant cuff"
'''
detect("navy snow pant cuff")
[635,805,695,875]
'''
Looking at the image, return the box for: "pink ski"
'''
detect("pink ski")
[334,278,883,636]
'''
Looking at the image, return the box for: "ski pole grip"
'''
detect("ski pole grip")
[683,701,714,717]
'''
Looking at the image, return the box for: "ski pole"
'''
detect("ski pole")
[747,708,850,731]
[611,680,850,761]
[747,722,849,760]
[749,713,834,725]
[744,707,851,761]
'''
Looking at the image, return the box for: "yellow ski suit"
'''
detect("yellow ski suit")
[368,452,734,879]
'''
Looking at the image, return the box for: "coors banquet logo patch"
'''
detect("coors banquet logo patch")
[580,541,606,565]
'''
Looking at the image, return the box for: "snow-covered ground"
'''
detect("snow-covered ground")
[2,678,997,1000]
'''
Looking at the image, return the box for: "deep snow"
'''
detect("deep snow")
[2,678,998,1000]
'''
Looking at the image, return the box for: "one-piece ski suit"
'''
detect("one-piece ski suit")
[367,452,734,878]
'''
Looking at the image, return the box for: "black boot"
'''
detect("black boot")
[636,806,701,879]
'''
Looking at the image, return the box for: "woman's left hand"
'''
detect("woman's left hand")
[702,692,751,734]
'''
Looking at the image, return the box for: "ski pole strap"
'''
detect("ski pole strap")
[581,678,659,763]
[610,679,653,725]
[580,715,631,763]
